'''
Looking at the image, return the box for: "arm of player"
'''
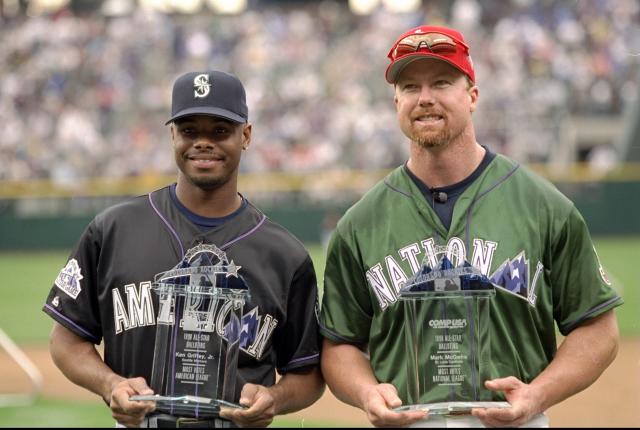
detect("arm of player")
[49,322,155,426]
[321,338,427,427]
[472,309,619,427]
[219,366,324,427]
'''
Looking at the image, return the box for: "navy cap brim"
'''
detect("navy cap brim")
[165,106,246,125]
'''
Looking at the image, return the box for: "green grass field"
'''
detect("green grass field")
[0,238,636,345]
[0,237,637,427]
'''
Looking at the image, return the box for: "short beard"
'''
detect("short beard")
[412,129,451,149]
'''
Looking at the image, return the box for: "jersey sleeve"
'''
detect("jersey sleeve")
[274,255,321,374]
[319,226,372,345]
[42,219,103,344]
[551,206,623,335]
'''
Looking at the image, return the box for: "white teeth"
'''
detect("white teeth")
[417,115,441,121]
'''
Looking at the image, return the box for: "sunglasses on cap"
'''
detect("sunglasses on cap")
[390,32,466,60]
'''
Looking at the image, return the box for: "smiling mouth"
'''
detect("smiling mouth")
[414,114,444,123]
[187,155,224,168]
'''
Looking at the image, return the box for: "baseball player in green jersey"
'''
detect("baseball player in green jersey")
[44,70,324,427]
[319,25,623,427]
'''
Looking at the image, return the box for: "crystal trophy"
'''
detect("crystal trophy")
[395,246,510,416]
[131,246,249,418]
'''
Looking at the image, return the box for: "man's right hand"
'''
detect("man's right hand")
[361,383,427,427]
[109,377,156,427]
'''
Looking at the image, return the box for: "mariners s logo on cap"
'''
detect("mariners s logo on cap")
[166,70,249,125]
[193,74,211,98]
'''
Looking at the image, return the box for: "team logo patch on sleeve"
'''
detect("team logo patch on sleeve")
[54,259,84,299]
[593,246,612,286]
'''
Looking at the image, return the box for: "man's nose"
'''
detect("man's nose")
[418,87,435,106]
[193,135,215,149]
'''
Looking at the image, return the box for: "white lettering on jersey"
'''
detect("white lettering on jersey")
[247,314,278,360]
[125,282,155,329]
[528,261,544,306]
[112,289,129,334]
[471,239,498,275]
[385,255,409,293]
[110,280,281,355]
[113,283,155,334]
[399,243,421,274]
[420,239,438,268]
[447,237,466,266]
[157,294,175,325]
[368,236,544,311]
[366,263,396,310]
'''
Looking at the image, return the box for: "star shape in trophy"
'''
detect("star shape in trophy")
[225,260,241,278]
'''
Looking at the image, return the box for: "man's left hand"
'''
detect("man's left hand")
[219,383,275,427]
[471,376,543,427]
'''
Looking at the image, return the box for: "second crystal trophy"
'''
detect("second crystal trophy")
[395,246,510,416]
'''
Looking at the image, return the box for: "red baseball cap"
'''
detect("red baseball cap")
[385,25,475,84]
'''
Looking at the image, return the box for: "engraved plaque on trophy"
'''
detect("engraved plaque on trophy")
[394,246,510,416]
[131,245,249,418]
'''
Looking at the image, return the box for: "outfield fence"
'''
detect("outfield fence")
[1,164,639,250]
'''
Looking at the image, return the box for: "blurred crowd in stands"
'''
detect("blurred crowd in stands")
[1,0,639,184]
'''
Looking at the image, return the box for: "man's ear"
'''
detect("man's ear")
[468,85,479,113]
[242,123,252,150]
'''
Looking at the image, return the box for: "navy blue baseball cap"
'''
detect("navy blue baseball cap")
[165,71,248,125]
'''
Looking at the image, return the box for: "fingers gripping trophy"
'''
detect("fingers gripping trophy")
[131,245,249,418]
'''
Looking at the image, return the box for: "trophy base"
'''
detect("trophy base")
[130,394,246,418]
[394,401,511,416]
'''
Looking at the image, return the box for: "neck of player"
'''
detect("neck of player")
[407,135,485,189]
[175,175,243,218]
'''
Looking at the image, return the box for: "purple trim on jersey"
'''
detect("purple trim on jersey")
[220,214,267,250]
[561,296,623,335]
[319,324,366,344]
[278,353,320,373]
[44,304,101,343]
[148,192,185,259]
[288,353,319,366]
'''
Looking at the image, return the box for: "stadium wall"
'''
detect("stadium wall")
[0,181,638,250]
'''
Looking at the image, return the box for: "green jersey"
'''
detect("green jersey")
[320,154,622,403]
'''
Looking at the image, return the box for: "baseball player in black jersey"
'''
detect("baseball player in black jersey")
[43,70,324,427]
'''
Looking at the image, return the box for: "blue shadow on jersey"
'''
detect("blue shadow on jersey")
[399,255,496,298]
[488,251,528,297]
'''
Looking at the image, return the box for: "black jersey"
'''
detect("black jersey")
[43,185,320,400]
